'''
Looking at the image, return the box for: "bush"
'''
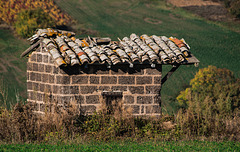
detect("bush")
[176,66,240,139]
[222,0,240,18]
[14,9,56,38]
[177,65,240,115]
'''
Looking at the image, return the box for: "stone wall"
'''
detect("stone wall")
[27,49,162,116]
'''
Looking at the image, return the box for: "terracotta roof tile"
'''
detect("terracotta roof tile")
[21,28,199,68]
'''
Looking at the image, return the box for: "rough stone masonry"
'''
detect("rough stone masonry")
[27,48,162,116]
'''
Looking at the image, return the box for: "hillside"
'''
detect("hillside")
[0,28,28,107]
[0,0,240,113]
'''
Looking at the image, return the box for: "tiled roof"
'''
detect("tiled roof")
[22,28,199,67]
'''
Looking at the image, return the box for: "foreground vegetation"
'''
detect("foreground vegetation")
[1,141,240,151]
[0,66,239,151]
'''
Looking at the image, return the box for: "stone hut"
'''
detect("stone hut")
[22,28,199,116]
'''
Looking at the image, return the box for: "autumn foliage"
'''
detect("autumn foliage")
[0,0,73,25]
[0,0,74,37]
[15,9,56,37]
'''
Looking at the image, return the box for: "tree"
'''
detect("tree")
[14,8,56,38]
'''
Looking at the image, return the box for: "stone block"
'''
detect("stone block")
[27,62,32,71]
[74,95,85,104]
[30,53,37,62]
[137,96,153,104]
[45,65,52,73]
[36,73,42,82]
[70,86,79,94]
[37,54,42,62]
[86,95,100,104]
[49,57,54,64]
[32,92,38,101]
[40,83,45,92]
[118,76,135,84]
[72,76,88,84]
[154,95,161,104]
[125,105,140,114]
[28,91,33,100]
[59,86,71,94]
[56,75,70,84]
[32,63,38,71]
[27,82,32,90]
[37,93,43,101]
[38,64,44,72]
[146,105,161,114]
[98,86,110,91]
[32,82,39,91]
[80,86,97,94]
[145,86,161,94]
[89,76,99,84]
[136,76,152,84]
[45,84,52,93]
[124,95,134,104]
[30,72,36,81]
[53,85,59,94]
[49,74,55,83]
[61,96,74,104]
[42,74,49,83]
[42,54,49,63]
[81,105,97,114]
[53,66,59,74]
[154,76,161,84]
[111,86,127,91]
[129,86,144,94]
[101,76,117,84]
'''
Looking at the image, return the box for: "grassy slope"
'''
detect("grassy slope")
[55,0,240,113]
[0,29,28,107]
[0,141,239,151]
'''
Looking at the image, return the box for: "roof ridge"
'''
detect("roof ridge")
[21,28,200,68]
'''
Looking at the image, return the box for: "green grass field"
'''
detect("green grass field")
[1,141,239,151]
[0,29,28,107]
[0,0,240,113]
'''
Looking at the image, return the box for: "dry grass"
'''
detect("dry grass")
[0,93,239,143]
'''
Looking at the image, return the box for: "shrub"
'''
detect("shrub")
[176,66,240,139]
[14,9,56,38]
[222,0,240,18]
[177,65,239,115]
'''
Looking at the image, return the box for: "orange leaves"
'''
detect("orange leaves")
[0,0,73,26]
